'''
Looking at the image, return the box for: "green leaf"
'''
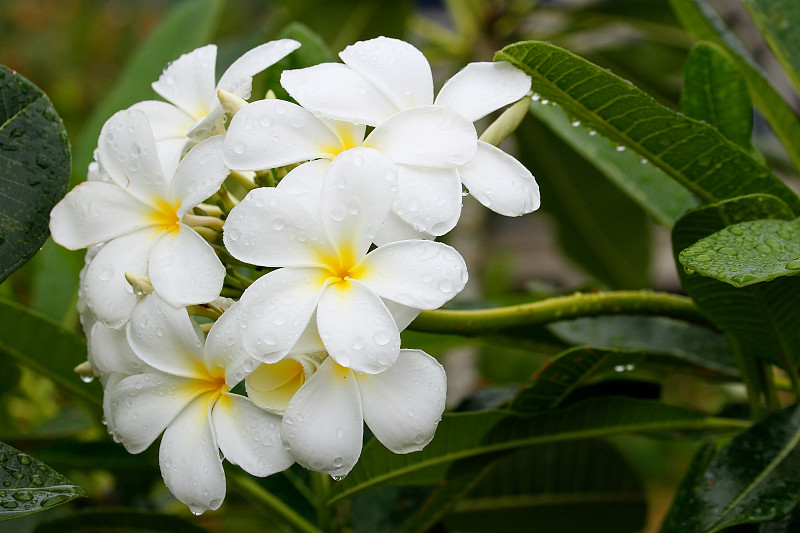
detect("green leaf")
[742,0,800,98]
[516,112,653,289]
[0,298,101,406]
[496,41,800,215]
[672,194,800,370]
[661,403,800,532]
[509,347,646,413]
[0,66,70,283]
[548,315,737,377]
[0,441,87,522]
[527,95,698,228]
[681,42,755,151]
[668,0,800,174]
[328,397,747,505]
[446,441,647,533]
[72,0,224,182]
[680,218,800,287]
[32,509,211,533]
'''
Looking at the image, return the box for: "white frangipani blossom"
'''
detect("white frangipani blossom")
[130,39,301,168]
[281,36,540,224]
[283,350,447,477]
[108,294,293,515]
[223,88,478,238]
[49,109,229,327]
[222,147,468,375]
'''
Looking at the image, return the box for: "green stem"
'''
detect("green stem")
[409,290,711,335]
[311,472,332,532]
[758,360,781,413]
[228,469,322,533]
[729,335,765,421]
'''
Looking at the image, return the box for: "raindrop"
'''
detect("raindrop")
[615,145,626,152]
[786,259,800,270]
[80,375,95,383]
[332,456,344,468]
[233,143,246,155]
[331,475,346,481]
[571,120,581,127]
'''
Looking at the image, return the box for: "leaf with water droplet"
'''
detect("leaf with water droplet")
[0,441,86,521]
[679,217,800,287]
[0,66,70,283]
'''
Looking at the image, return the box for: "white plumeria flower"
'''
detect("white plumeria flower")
[283,350,447,477]
[223,88,478,238]
[280,36,540,230]
[222,147,468,375]
[50,109,229,328]
[108,294,293,515]
[130,40,301,169]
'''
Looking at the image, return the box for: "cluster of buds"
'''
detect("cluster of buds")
[49,36,539,514]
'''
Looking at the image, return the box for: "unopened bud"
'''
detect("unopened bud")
[125,272,154,296]
[218,89,248,117]
[265,89,277,100]
[479,96,531,146]
[74,361,94,379]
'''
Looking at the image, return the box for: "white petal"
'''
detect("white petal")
[102,372,126,434]
[83,229,154,328]
[340,37,433,109]
[365,106,477,168]
[358,349,446,453]
[358,240,468,309]
[154,137,188,180]
[186,106,224,142]
[434,62,531,122]
[276,159,328,215]
[245,358,307,414]
[373,209,433,246]
[49,181,153,250]
[204,302,256,387]
[97,110,171,204]
[129,100,196,140]
[223,99,340,170]
[148,225,225,307]
[212,393,294,476]
[171,135,229,216]
[287,313,326,355]
[281,63,398,126]
[317,279,400,374]
[127,293,207,379]
[107,371,204,454]
[236,267,326,362]
[392,164,462,236]
[383,299,420,331]
[321,148,397,258]
[224,186,333,267]
[152,44,217,120]
[90,322,147,375]
[458,141,541,216]
[218,39,301,99]
[282,357,363,476]
[159,393,225,514]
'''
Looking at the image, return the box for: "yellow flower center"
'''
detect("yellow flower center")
[148,197,181,233]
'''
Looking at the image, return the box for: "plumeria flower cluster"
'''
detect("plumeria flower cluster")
[49,35,539,514]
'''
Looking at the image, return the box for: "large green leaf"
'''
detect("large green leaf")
[0,441,87,522]
[548,315,737,377]
[0,66,70,283]
[527,94,697,228]
[496,41,800,215]
[328,397,747,505]
[72,0,224,182]
[0,298,100,406]
[446,441,647,533]
[516,112,653,289]
[742,0,800,98]
[668,0,800,174]
[672,194,800,370]
[661,403,800,532]
[680,218,800,287]
[32,509,211,533]
[509,347,647,413]
[681,42,754,152]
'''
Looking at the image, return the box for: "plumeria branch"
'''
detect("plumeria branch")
[409,290,712,335]
[227,468,323,533]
